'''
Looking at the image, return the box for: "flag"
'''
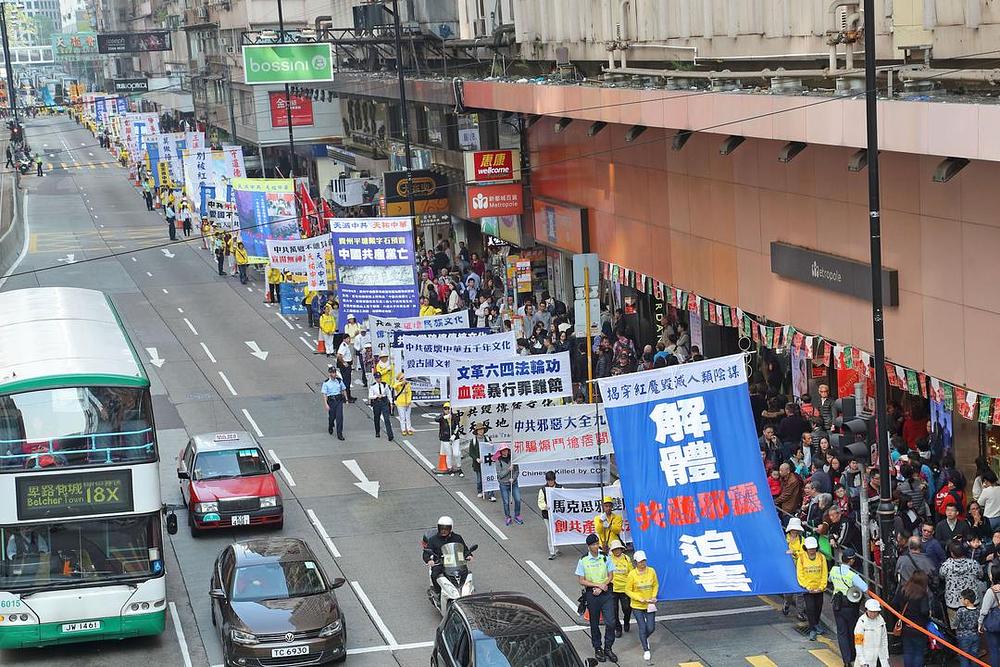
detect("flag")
[979,396,993,424]
[296,182,316,237]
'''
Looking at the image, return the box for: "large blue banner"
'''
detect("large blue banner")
[231,178,299,263]
[329,217,418,323]
[598,354,799,600]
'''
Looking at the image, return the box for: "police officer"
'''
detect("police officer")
[321,366,347,440]
[576,533,617,663]
[828,547,869,667]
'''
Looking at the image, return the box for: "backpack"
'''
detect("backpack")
[984,597,1000,633]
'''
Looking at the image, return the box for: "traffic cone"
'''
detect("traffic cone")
[436,453,450,474]
[316,339,326,354]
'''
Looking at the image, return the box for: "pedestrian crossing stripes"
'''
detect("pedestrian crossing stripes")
[52,162,111,170]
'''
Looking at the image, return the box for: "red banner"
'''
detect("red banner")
[269,92,314,128]
[467,183,524,218]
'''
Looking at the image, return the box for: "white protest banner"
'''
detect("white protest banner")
[369,311,470,356]
[266,234,332,291]
[511,404,613,464]
[449,352,573,408]
[480,441,499,493]
[206,199,238,230]
[545,485,632,547]
[519,457,611,487]
[397,330,516,376]
[457,398,561,440]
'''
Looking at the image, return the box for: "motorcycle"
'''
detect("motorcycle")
[424,542,477,615]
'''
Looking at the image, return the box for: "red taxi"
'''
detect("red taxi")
[177,432,284,536]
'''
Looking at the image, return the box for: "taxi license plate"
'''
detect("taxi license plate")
[271,646,309,658]
[231,515,250,526]
[62,621,101,633]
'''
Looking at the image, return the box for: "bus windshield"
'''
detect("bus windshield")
[0,387,155,471]
[0,514,163,591]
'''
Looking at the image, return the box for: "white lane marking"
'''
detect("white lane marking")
[402,439,434,470]
[268,450,295,486]
[199,342,217,364]
[218,371,237,396]
[456,490,508,541]
[146,271,153,277]
[168,601,193,667]
[246,286,253,292]
[347,641,435,655]
[350,581,398,647]
[131,256,137,261]
[177,307,184,313]
[525,559,578,612]
[276,313,295,330]
[295,323,302,329]
[306,509,341,558]
[162,288,168,294]
[183,318,198,335]
[264,302,271,308]
[298,336,314,351]
[241,408,263,437]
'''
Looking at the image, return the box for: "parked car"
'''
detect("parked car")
[432,592,594,667]
[210,538,348,666]
[177,431,283,536]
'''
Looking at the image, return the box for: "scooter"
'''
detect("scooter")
[424,542,477,616]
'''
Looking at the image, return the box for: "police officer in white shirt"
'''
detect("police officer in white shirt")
[321,366,348,440]
[336,336,357,402]
[368,375,394,441]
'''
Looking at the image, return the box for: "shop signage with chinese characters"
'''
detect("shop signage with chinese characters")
[467,183,524,219]
[268,91,314,128]
[449,352,573,408]
[770,242,899,307]
[16,470,134,521]
[463,149,520,183]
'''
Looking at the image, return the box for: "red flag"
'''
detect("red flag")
[321,198,334,228]
[296,183,317,237]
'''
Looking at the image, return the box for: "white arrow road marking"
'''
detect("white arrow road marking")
[199,342,217,364]
[244,341,269,360]
[343,459,380,498]
[161,248,175,258]
[217,371,237,396]
[146,272,153,277]
[306,509,341,558]
[162,288,168,294]
[182,318,198,335]
[145,347,165,368]
[56,254,76,263]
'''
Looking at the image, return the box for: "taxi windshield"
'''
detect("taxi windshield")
[193,448,269,481]
[231,561,326,602]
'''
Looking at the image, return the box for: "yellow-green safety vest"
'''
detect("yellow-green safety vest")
[580,554,610,585]
[829,565,856,594]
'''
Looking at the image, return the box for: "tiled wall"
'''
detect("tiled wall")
[528,116,1000,396]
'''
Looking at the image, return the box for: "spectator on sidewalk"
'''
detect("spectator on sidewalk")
[893,570,931,667]
[853,598,891,667]
[954,588,981,667]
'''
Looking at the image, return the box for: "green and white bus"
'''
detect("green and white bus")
[0,287,168,648]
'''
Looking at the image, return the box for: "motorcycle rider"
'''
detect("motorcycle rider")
[423,516,471,595]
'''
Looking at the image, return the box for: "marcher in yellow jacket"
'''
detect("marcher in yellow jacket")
[419,296,441,317]
[234,241,250,285]
[303,288,318,327]
[266,265,283,304]
[594,497,624,552]
[319,304,337,357]
[783,516,806,618]
[624,551,659,662]
[374,354,393,384]
[393,372,413,435]
[608,540,634,636]
[796,536,829,640]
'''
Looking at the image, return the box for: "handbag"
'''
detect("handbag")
[890,602,908,637]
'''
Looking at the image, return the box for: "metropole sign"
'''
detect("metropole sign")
[242,44,335,85]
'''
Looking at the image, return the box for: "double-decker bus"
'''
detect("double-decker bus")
[0,287,168,648]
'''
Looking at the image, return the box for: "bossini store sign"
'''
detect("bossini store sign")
[242,44,334,85]
[770,241,899,306]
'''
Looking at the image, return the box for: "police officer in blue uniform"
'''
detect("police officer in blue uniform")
[322,366,347,440]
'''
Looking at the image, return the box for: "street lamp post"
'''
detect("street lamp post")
[0,2,19,125]
[861,0,895,594]
[275,0,295,176]
[390,0,417,221]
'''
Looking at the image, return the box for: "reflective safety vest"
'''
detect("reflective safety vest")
[829,565,858,594]
[579,554,610,585]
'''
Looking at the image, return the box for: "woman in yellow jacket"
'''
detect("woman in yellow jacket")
[319,303,337,357]
[624,550,659,663]
[266,265,283,304]
[796,536,828,641]
[393,372,413,435]
[608,540,633,637]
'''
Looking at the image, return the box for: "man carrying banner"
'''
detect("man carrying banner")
[595,497,624,553]
[576,533,618,663]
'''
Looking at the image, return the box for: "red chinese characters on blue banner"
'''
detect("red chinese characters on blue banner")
[597,354,800,600]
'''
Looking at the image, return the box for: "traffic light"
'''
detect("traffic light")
[9,123,22,144]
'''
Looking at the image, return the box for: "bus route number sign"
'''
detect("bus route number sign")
[15,470,134,521]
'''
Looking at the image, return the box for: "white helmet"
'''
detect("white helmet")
[437,516,454,528]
